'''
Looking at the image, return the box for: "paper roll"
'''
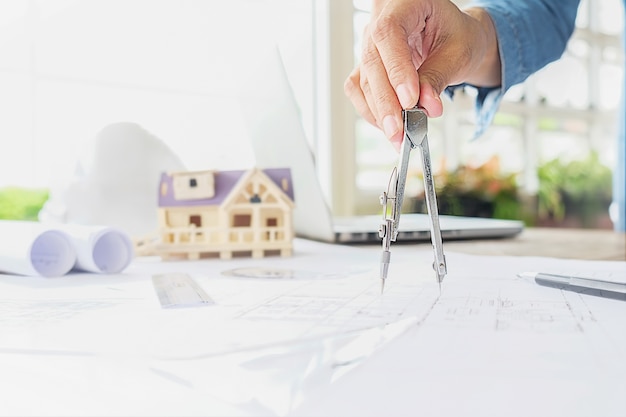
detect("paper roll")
[0,221,76,277]
[0,221,134,276]
[47,223,134,274]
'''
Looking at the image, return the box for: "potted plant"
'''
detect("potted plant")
[537,151,612,228]
[413,156,521,220]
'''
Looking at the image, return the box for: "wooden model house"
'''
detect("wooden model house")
[149,168,295,260]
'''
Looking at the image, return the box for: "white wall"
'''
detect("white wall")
[0,0,315,187]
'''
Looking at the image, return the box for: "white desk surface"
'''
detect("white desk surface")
[1,236,625,417]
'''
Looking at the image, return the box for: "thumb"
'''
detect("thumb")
[416,53,459,117]
[417,81,444,118]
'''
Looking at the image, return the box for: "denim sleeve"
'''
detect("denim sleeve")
[446,0,581,137]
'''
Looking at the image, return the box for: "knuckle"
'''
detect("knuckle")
[373,89,392,107]
[372,90,400,116]
[387,62,412,86]
[360,45,379,68]
[370,14,397,44]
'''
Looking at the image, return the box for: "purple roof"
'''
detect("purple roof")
[263,168,295,201]
[158,168,294,207]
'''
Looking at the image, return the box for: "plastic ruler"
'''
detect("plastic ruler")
[152,273,214,308]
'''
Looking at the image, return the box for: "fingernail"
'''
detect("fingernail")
[396,84,415,109]
[382,115,399,140]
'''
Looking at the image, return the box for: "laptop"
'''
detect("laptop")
[237,47,524,244]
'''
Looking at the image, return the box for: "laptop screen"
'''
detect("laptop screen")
[236,47,336,242]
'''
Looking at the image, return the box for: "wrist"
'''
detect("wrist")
[462,7,502,87]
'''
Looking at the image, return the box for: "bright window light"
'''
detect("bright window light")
[0,0,314,188]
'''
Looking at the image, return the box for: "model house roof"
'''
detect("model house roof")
[158,168,294,207]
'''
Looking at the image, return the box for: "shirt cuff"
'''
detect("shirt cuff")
[445,84,504,139]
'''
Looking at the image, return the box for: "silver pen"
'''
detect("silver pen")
[518,271,626,301]
[379,108,447,293]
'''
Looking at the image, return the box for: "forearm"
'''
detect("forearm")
[451,0,581,136]
[469,0,581,91]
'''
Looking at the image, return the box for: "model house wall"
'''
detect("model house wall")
[148,167,295,260]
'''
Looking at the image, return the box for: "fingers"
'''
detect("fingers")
[344,0,478,149]
[369,6,422,110]
[358,0,425,146]
[415,56,451,118]
[360,32,404,145]
[344,67,377,127]
[344,25,405,146]
[417,82,444,118]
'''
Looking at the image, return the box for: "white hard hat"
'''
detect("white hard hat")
[39,122,185,238]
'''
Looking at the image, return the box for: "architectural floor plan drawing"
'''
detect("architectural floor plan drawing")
[0,239,625,417]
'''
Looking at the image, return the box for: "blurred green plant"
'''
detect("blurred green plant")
[537,151,612,227]
[415,156,521,220]
[414,152,613,228]
[0,187,49,220]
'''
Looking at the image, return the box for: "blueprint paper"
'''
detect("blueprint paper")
[0,247,439,358]
[0,221,133,276]
[0,239,624,417]
[0,221,76,277]
[0,240,437,416]
[289,251,626,417]
[0,352,246,417]
[59,223,134,273]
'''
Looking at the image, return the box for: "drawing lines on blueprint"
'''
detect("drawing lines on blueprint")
[426,280,598,334]
[0,299,129,327]
[235,273,440,336]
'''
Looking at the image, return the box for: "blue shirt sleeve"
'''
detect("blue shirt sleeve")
[446,0,581,137]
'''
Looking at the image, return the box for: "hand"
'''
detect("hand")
[344,0,500,150]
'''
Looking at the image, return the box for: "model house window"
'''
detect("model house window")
[233,214,251,228]
[189,215,201,228]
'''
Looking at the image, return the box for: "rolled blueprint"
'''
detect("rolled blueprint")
[0,221,134,276]
[62,224,134,274]
[0,221,76,277]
